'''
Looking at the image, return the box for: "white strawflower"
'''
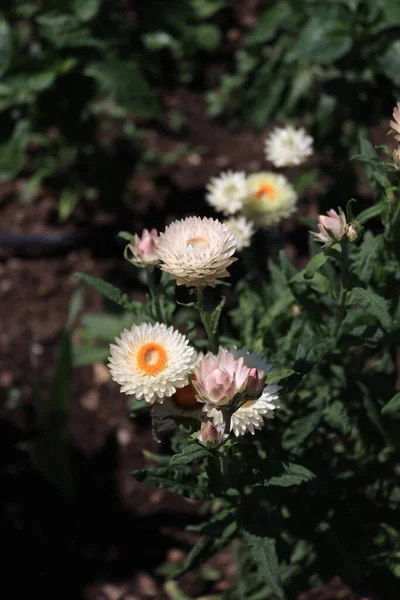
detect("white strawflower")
[151,384,203,421]
[224,216,255,251]
[156,216,237,287]
[265,125,313,167]
[206,170,248,215]
[108,322,196,404]
[243,172,297,229]
[204,384,280,437]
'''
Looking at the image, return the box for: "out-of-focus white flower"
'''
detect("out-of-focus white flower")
[390,102,400,141]
[204,384,280,437]
[156,216,237,287]
[108,322,196,403]
[126,228,159,267]
[193,421,227,447]
[192,347,251,407]
[311,209,358,245]
[243,172,297,229]
[206,170,248,215]
[265,125,313,167]
[151,384,203,421]
[224,216,255,251]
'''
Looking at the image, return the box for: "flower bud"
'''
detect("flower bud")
[126,228,159,268]
[194,422,225,447]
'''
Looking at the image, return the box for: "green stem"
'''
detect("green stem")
[146,268,164,323]
[196,286,218,353]
[334,238,349,340]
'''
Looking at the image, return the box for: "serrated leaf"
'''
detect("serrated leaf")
[352,232,382,283]
[133,466,207,500]
[382,393,400,415]
[351,287,394,331]
[266,369,295,385]
[211,296,226,334]
[75,272,140,311]
[324,401,351,434]
[243,533,285,600]
[169,443,212,467]
[264,462,315,487]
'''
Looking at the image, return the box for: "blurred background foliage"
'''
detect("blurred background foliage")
[0,0,399,220]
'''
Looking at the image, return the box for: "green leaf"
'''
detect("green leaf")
[0,121,30,182]
[324,401,351,434]
[357,202,385,224]
[133,466,208,499]
[289,19,352,64]
[191,0,225,18]
[351,287,394,331]
[211,296,226,334]
[0,19,13,78]
[352,232,382,283]
[382,393,400,415]
[58,188,79,222]
[118,231,136,244]
[169,443,211,467]
[378,40,400,87]
[265,369,295,385]
[36,11,105,49]
[194,24,222,51]
[85,60,161,119]
[282,400,324,451]
[245,1,290,45]
[72,0,102,21]
[302,253,332,280]
[264,462,315,488]
[75,273,144,313]
[243,533,285,600]
[72,345,109,366]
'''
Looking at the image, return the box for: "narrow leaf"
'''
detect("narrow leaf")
[351,287,394,331]
[302,253,332,280]
[211,296,226,334]
[169,443,211,467]
[266,369,295,385]
[243,532,285,600]
[75,272,135,310]
[382,393,400,415]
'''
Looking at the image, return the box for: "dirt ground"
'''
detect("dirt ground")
[0,87,376,600]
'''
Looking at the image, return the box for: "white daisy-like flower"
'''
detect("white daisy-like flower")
[224,216,255,251]
[243,172,297,229]
[108,322,196,404]
[206,170,248,216]
[156,216,237,287]
[204,384,280,437]
[265,125,313,167]
[151,384,203,421]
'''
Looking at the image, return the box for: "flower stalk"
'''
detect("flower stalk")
[196,285,218,353]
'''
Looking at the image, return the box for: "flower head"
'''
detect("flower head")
[126,228,159,267]
[205,384,280,437]
[108,322,196,403]
[311,209,358,245]
[156,216,237,287]
[265,125,313,167]
[192,347,251,407]
[194,421,227,447]
[390,102,400,141]
[224,216,255,251]
[206,170,248,216]
[243,172,297,229]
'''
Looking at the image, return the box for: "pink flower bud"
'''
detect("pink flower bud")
[311,209,357,245]
[127,228,159,267]
[390,102,400,141]
[245,367,265,396]
[195,422,224,446]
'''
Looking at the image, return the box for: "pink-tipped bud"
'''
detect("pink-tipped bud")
[127,228,159,267]
[195,422,224,447]
[311,209,358,245]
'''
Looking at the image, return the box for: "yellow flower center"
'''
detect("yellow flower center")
[241,399,254,409]
[186,236,208,248]
[135,342,167,375]
[173,384,199,409]
[255,184,276,203]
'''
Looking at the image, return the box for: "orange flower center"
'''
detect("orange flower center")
[135,342,167,375]
[187,236,208,247]
[255,184,276,203]
[241,399,254,409]
[174,385,199,409]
